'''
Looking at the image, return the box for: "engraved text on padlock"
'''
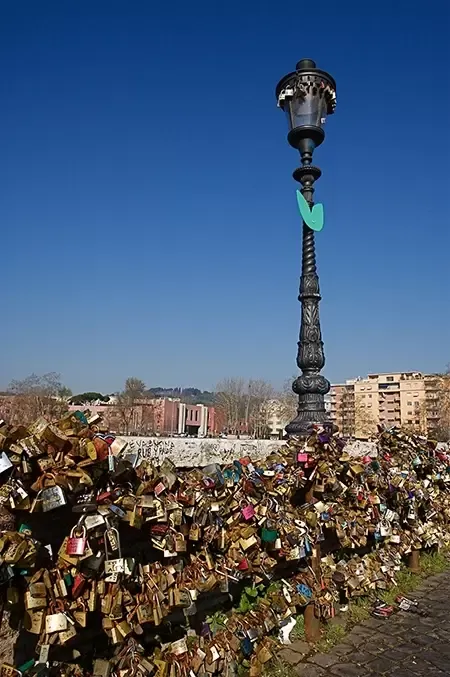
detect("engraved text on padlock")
[66,526,87,556]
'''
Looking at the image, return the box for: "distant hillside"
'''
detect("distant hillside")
[146,387,215,406]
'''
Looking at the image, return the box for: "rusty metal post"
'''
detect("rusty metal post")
[408,549,420,573]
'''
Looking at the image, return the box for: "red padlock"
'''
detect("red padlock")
[66,526,87,556]
[72,573,86,598]
[96,491,112,503]
[154,482,166,496]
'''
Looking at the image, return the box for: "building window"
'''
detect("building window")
[195,410,199,421]
[414,393,419,397]
[407,401,412,406]
[368,394,372,398]
[386,376,394,382]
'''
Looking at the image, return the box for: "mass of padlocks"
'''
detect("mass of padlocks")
[0,410,450,677]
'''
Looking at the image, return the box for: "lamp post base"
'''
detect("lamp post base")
[285,414,333,437]
[286,381,332,436]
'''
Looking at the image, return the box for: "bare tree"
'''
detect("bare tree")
[278,377,298,425]
[247,379,275,438]
[4,372,71,425]
[215,378,246,434]
[114,377,148,435]
[124,378,146,399]
[214,378,275,437]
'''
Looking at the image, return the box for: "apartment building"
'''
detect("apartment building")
[330,372,443,438]
[328,381,356,437]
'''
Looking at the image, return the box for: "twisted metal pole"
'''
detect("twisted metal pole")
[285,152,331,435]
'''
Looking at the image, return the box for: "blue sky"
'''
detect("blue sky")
[1,0,449,394]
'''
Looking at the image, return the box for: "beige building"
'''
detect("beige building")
[328,380,356,437]
[330,372,442,438]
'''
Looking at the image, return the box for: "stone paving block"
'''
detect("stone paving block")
[289,640,311,655]
[294,663,326,677]
[415,615,440,627]
[365,634,401,654]
[402,655,439,675]
[342,650,374,664]
[382,646,419,662]
[416,648,441,663]
[365,655,398,673]
[430,642,450,657]
[410,633,439,647]
[330,642,355,657]
[427,592,445,601]
[306,652,339,668]
[395,613,419,627]
[278,647,304,665]
[373,621,407,636]
[329,663,372,677]
[346,627,372,647]
[360,617,386,630]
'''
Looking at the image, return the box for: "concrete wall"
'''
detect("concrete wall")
[119,436,286,467]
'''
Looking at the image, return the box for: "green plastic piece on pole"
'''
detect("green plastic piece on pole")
[296,190,324,232]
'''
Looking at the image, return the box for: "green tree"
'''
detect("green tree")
[70,392,110,405]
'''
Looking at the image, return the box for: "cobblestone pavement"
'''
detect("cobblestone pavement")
[280,571,450,676]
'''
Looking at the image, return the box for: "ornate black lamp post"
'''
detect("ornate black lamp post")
[276,58,337,436]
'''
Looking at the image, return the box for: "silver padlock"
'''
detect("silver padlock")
[40,485,67,512]
[45,606,68,633]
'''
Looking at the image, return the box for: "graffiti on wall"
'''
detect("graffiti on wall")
[120,437,286,467]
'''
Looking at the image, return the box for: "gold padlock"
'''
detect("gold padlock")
[110,625,121,644]
[73,599,87,627]
[154,660,168,677]
[29,582,46,598]
[4,539,27,564]
[0,664,21,677]
[59,624,77,644]
[25,591,46,610]
[189,523,200,541]
[136,601,153,624]
[23,609,44,634]
[101,593,113,615]
[116,619,132,637]
[93,660,111,677]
